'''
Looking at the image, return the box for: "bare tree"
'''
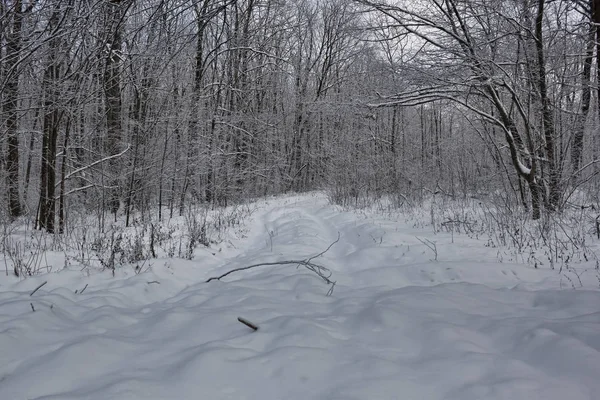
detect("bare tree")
[38,1,68,233]
[3,0,26,218]
[355,0,594,218]
[102,0,132,218]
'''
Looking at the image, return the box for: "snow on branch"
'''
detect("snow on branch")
[206,233,340,296]
[57,144,131,188]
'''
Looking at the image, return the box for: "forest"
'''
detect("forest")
[1,0,599,232]
[3,2,600,398]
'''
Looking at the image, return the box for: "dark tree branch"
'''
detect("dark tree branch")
[30,281,48,296]
[238,317,259,331]
[206,234,340,295]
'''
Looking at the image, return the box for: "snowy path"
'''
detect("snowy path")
[1,193,600,399]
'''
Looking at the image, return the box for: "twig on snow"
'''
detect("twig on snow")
[30,281,48,296]
[416,236,438,261]
[206,233,340,295]
[146,281,160,285]
[206,259,334,284]
[30,303,35,312]
[75,283,88,294]
[306,232,340,263]
[238,317,259,331]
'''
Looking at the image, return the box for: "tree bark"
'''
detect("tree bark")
[534,0,560,209]
[58,117,71,234]
[3,0,24,218]
[103,0,129,216]
[38,7,63,233]
[571,6,594,180]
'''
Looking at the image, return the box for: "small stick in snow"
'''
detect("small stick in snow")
[76,283,88,294]
[30,303,35,312]
[146,281,160,285]
[30,281,48,296]
[238,317,259,331]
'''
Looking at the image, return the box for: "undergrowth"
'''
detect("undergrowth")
[328,188,600,288]
[1,202,255,278]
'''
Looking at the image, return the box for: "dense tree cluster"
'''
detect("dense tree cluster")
[0,0,598,232]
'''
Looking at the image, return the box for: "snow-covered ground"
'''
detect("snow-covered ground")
[1,193,600,399]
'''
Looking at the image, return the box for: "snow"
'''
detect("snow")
[1,193,600,399]
[517,159,532,176]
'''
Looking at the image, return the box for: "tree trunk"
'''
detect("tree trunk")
[571,10,594,181]
[534,0,560,209]
[58,117,71,234]
[594,0,600,178]
[38,7,63,233]
[3,0,24,218]
[103,0,128,216]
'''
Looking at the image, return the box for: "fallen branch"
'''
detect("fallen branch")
[238,317,259,331]
[30,281,48,296]
[206,233,339,295]
[206,259,334,284]
[307,232,340,263]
